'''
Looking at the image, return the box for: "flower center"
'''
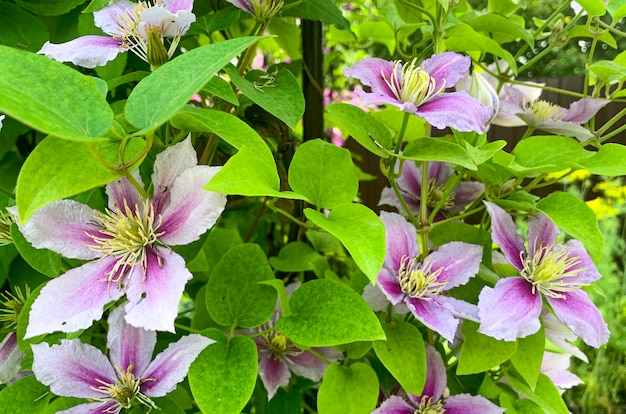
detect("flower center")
[414,397,445,414]
[265,331,291,359]
[0,286,29,329]
[0,209,14,246]
[523,99,564,121]
[425,178,455,210]
[521,243,585,299]
[382,59,443,108]
[92,364,158,413]
[85,198,164,287]
[398,256,447,300]
[248,0,284,21]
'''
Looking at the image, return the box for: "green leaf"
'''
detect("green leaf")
[373,320,427,395]
[205,243,277,328]
[510,327,545,390]
[576,0,607,16]
[188,7,241,36]
[223,65,305,129]
[513,136,594,172]
[317,363,379,414]
[11,224,62,277]
[82,0,109,13]
[445,23,516,70]
[402,138,477,170]
[0,2,48,52]
[281,0,351,30]
[14,0,86,15]
[203,75,239,106]
[568,26,617,48]
[536,192,604,263]
[16,137,145,222]
[0,375,50,413]
[0,45,113,140]
[269,241,328,276]
[304,204,385,283]
[187,228,243,274]
[326,103,392,156]
[276,279,385,346]
[577,143,626,176]
[189,330,258,414]
[457,321,517,375]
[125,37,260,132]
[504,371,569,414]
[288,139,358,209]
[465,13,534,47]
[358,21,395,54]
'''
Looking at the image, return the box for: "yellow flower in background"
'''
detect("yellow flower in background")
[586,197,619,220]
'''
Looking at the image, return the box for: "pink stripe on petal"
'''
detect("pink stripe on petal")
[444,394,504,414]
[372,395,414,414]
[105,171,144,212]
[344,58,398,100]
[163,0,194,12]
[150,138,198,213]
[25,257,124,338]
[417,91,490,132]
[380,211,419,273]
[124,247,192,332]
[418,344,447,402]
[484,202,525,271]
[258,354,291,400]
[224,0,254,14]
[60,402,121,414]
[377,268,404,305]
[527,213,558,258]
[107,305,156,376]
[478,277,542,341]
[12,200,102,260]
[451,181,484,211]
[396,161,423,198]
[158,166,226,246]
[31,340,116,399]
[142,334,213,397]
[0,333,24,384]
[406,297,459,343]
[420,52,470,90]
[38,36,125,69]
[425,241,482,289]
[547,290,609,348]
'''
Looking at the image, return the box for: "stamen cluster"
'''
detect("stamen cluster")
[91,364,157,413]
[397,256,447,300]
[521,243,584,299]
[414,396,446,414]
[425,178,455,210]
[523,99,564,121]
[382,59,443,107]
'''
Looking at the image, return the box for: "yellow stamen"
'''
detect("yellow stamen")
[249,0,284,21]
[524,99,563,121]
[0,209,14,246]
[398,256,447,300]
[382,59,443,107]
[425,178,455,210]
[414,396,445,413]
[91,364,158,413]
[0,286,30,328]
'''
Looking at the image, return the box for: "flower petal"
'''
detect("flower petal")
[417,91,490,132]
[138,7,195,38]
[478,277,542,341]
[372,395,415,414]
[541,311,588,362]
[561,239,601,285]
[397,161,423,197]
[377,268,404,306]
[406,296,460,342]
[344,58,398,100]
[435,295,479,322]
[289,349,334,381]
[25,257,124,338]
[527,213,559,258]
[0,333,24,384]
[158,166,226,246]
[224,0,254,14]
[484,201,525,271]
[106,305,156,376]
[59,402,120,414]
[418,344,447,402]
[38,36,125,69]
[163,0,194,13]
[380,211,419,273]
[546,289,609,348]
[151,138,198,212]
[451,181,484,211]
[94,0,135,36]
[124,247,192,332]
[258,352,291,400]
[141,334,213,397]
[562,98,609,123]
[31,340,116,399]
[378,187,420,216]
[444,394,504,414]
[10,200,101,260]
[541,351,582,390]
[105,170,144,212]
[531,119,595,142]
[424,241,482,289]
[421,52,470,90]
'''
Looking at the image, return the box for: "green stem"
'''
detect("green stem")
[174,323,201,333]
[419,160,430,258]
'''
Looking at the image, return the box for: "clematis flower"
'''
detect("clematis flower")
[249,283,343,400]
[343,52,491,133]
[38,0,196,69]
[477,201,609,347]
[379,161,484,220]
[542,311,588,362]
[226,0,283,21]
[0,333,25,385]
[363,211,483,342]
[541,351,583,394]
[495,86,608,141]
[31,305,213,413]
[373,343,504,414]
[16,138,226,337]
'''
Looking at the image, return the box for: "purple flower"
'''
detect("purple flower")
[250,283,343,400]
[38,0,196,69]
[373,343,504,414]
[477,201,609,347]
[226,0,283,21]
[31,305,212,413]
[364,211,483,342]
[379,161,484,220]
[495,86,609,141]
[0,333,25,385]
[343,52,491,133]
[16,138,226,337]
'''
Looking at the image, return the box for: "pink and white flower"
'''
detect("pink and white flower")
[38,0,196,68]
[31,305,213,413]
[16,138,226,337]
